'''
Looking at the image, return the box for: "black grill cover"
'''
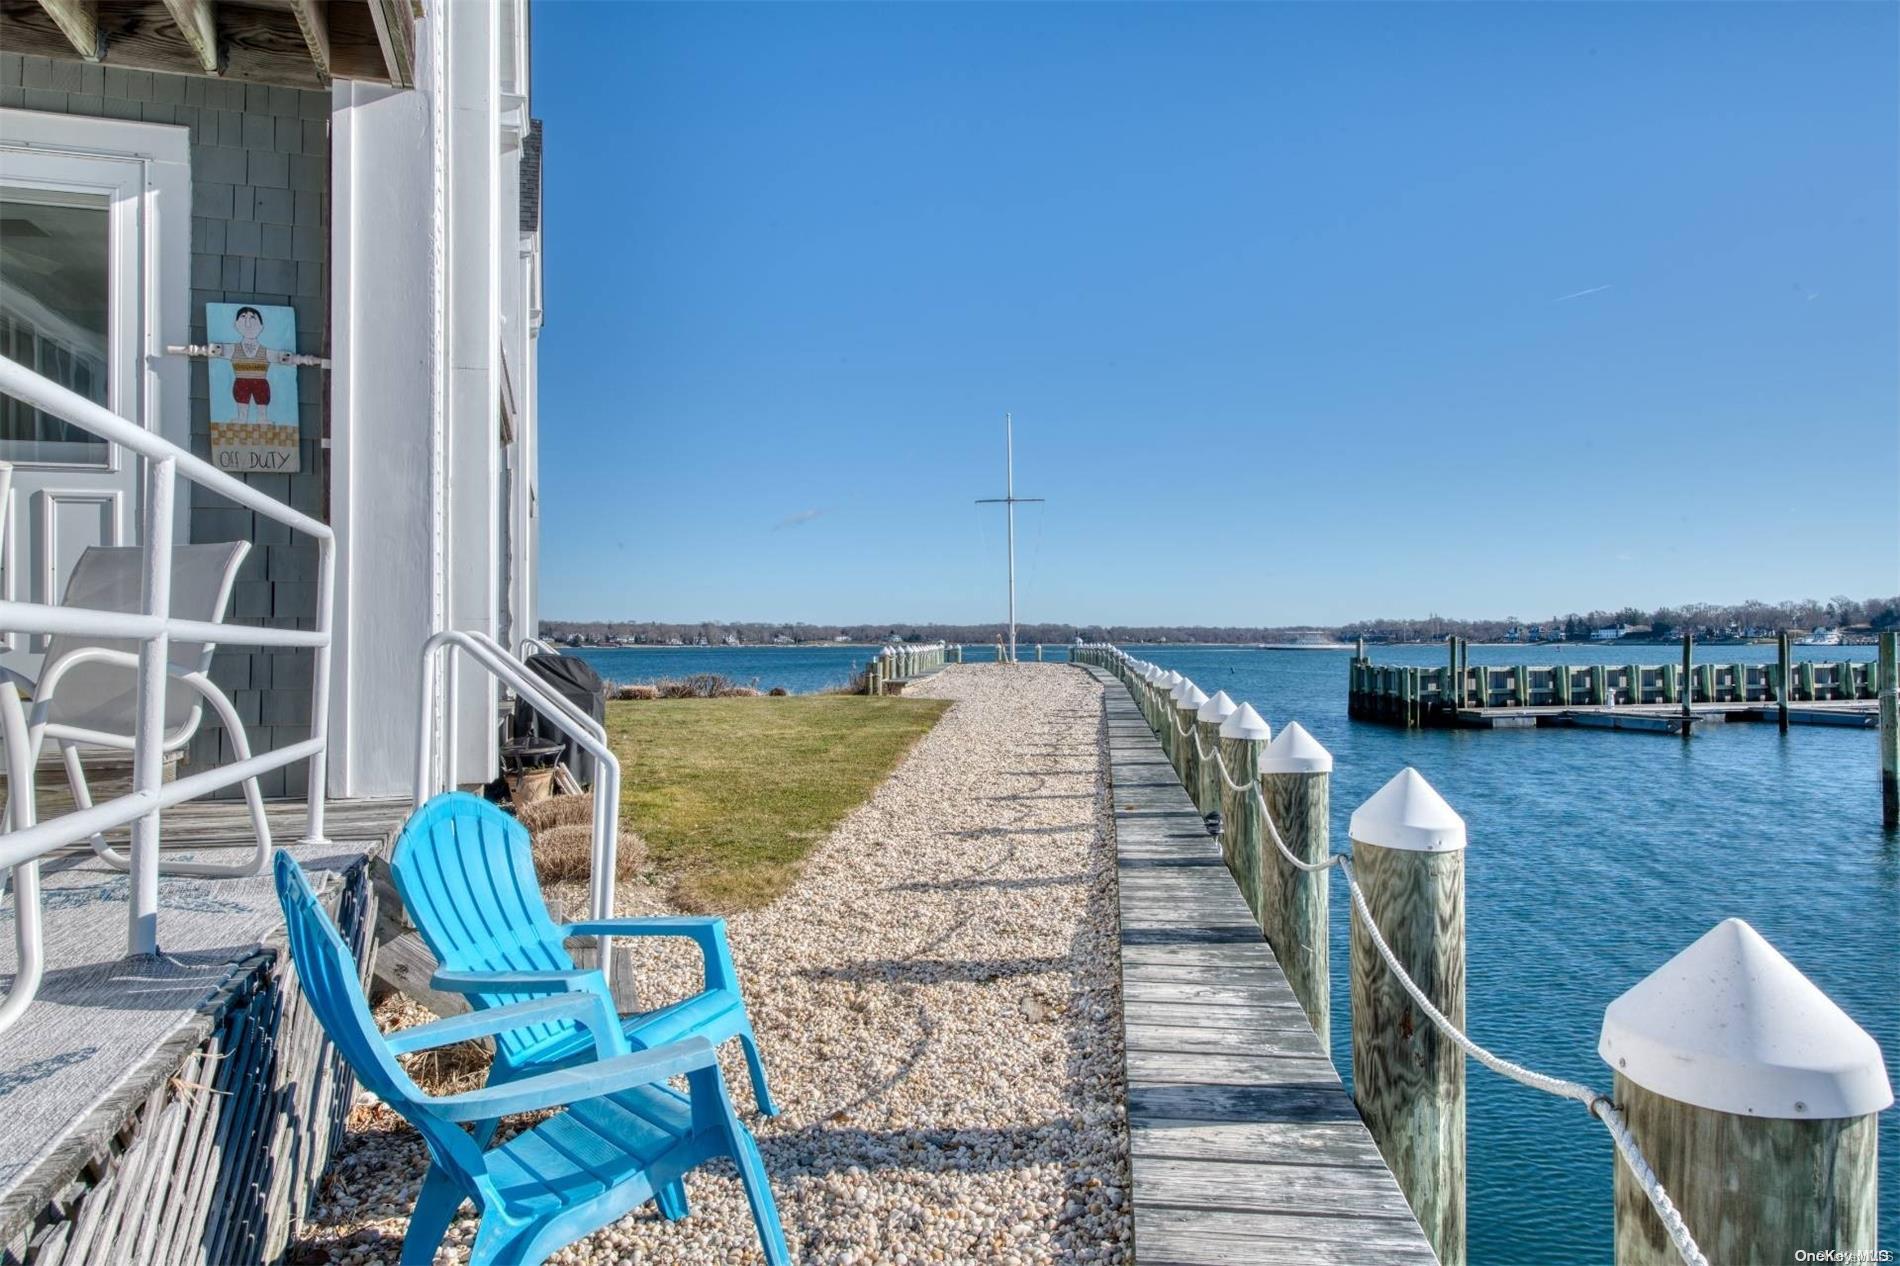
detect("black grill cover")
[511,652,607,788]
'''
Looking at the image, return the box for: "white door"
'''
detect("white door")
[0,110,190,677]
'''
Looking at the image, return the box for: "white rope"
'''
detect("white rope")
[1118,667,1709,1266]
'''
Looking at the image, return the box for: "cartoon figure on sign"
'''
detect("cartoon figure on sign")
[217,305,287,423]
[205,302,302,473]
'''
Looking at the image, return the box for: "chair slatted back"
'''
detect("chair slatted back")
[391,792,596,1068]
[274,853,485,1188]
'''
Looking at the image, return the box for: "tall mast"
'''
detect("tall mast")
[1005,413,1016,662]
[976,412,1042,663]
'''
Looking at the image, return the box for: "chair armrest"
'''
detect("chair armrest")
[423,1036,718,1122]
[562,917,735,992]
[429,968,598,996]
[385,991,627,1059]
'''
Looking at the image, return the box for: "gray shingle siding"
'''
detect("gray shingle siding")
[5,53,329,799]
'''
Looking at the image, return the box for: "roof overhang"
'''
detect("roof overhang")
[0,0,421,91]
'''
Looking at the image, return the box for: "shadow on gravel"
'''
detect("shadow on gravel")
[886,872,1087,893]
[797,954,1075,986]
[945,823,1088,840]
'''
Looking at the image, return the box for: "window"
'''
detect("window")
[0,187,111,466]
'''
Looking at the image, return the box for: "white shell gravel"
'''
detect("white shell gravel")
[293,663,1133,1265]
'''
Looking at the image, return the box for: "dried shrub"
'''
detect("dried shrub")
[660,673,731,698]
[607,674,773,700]
[514,792,592,834]
[768,686,789,697]
[532,823,647,885]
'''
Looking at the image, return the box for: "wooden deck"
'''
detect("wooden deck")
[1085,666,1437,1265]
[0,796,411,1260]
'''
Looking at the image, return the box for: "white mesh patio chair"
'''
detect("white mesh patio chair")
[18,541,273,876]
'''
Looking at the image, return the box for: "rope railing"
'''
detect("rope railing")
[1077,643,1711,1266]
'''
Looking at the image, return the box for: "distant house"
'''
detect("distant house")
[1590,624,1631,641]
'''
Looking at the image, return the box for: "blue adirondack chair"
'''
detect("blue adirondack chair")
[389,791,778,1118]
[275,853,791,1266]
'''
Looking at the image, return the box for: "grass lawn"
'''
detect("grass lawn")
[606,694,950,911]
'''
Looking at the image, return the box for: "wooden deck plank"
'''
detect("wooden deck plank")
[1081,664,1438,1266]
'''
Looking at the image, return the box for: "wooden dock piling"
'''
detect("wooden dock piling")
[1158,672,1184,765]
[1216,701,1271,922]
[1680,634,1692,729]
[1174,682,1207,792]
[1257,722,1333,1049]
[1349,769,1468,1266]
[1880,631,1897,828]
[1600,918,1892,1266]
[1194,690,1236,823]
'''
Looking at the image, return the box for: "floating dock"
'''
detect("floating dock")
[1349,648,1879,732]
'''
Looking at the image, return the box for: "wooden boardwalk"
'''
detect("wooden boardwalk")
[1085,666,1437,1265]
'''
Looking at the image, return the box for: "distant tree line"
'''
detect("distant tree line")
[543,594,1900,646]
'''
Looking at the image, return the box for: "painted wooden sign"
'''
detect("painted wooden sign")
[204,301,301,474]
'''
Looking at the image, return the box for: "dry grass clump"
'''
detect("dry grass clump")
[513,791,593,834]
[607,674,765,700]
[533,822,647,885]
[510,793,647,884]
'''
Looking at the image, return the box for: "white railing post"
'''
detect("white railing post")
[301,534,335,844]
[0,682,42,1033]
[129,457,177,957]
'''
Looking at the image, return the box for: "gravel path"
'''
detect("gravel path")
[295,663,1133,1266]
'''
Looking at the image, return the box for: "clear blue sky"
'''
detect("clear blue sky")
[531,2,1897,627]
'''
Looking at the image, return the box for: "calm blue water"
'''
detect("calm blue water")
[569,642,1010,694]
[1127,642,1896,1265]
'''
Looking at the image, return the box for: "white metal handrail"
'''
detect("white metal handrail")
[0,355,335,1000]
[415,629,623,982]
[0,681,42,1033]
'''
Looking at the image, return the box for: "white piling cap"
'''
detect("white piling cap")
[1176,683,1208,710]
[1220,700,1272,741]
[1168,675,1196,702]
[1140,665,1160,683]
[1197,689,1237,723]
[1598,918,1893,1119]
[1161,670,1184,691]
[1348,768,1465,852]
[1258,720,1331,773]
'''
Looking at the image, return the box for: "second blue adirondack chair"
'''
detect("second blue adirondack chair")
[275,853,791,1266]
[389,791,778,1117]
